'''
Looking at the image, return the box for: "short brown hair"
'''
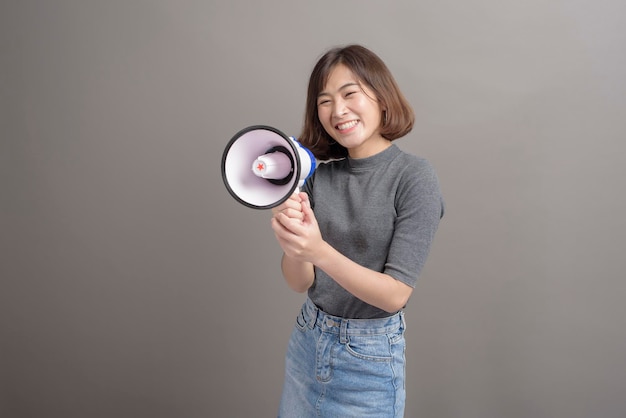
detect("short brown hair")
[299,45,415,160]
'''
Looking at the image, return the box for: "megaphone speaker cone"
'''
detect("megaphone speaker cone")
[221,125,316,209]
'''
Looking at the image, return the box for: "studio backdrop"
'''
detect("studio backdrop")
[2,1,625,417]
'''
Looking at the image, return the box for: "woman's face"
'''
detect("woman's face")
[316,64,387,159]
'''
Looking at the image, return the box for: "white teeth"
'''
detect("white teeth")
[337,120,358,130]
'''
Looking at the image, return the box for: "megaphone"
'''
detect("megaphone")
[221,125,316,209]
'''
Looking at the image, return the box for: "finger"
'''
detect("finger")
[276,196,303,215]
[301,196,316,224]
[271,217,302,250]
[272,218,298,246]
[271,193,303,215]
[282,207,304,221]
[273,212,302,234]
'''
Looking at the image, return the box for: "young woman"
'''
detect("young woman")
[271,44,444,417]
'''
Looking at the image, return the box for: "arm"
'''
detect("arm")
[311,240,413,313]
[271,193,412,313]
[279,253,314,293]
[271,193,314,293]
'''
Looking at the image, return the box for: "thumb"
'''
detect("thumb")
[301,195,316,224]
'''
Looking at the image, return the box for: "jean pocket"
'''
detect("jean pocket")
[388,325,405,345]
[345,335,393,362]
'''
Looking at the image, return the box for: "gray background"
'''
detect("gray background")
[2,1,625,417]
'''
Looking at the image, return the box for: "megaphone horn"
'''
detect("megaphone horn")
[221,125,316,209]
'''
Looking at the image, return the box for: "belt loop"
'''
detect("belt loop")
[307,299,318,329]
[340,319,348,344]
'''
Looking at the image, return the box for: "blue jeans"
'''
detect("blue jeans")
[278,298,406,417]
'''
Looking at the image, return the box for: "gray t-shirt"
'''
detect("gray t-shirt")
[303,144,444,319]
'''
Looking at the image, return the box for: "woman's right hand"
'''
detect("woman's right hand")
[271,192,305,222]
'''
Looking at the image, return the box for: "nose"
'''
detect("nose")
[332,98,347,118]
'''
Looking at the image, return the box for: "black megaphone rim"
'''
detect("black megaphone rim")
[221,125,301,209]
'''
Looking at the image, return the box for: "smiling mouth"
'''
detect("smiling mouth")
[336,120,359,130]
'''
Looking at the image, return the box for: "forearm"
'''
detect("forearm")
[281,253,315,293]
[313,242,413,313]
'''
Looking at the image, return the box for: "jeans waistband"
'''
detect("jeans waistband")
[302,297,405,339]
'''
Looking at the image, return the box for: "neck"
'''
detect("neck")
[348,139,392,159]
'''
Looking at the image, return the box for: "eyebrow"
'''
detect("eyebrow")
[317,82,360,97]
